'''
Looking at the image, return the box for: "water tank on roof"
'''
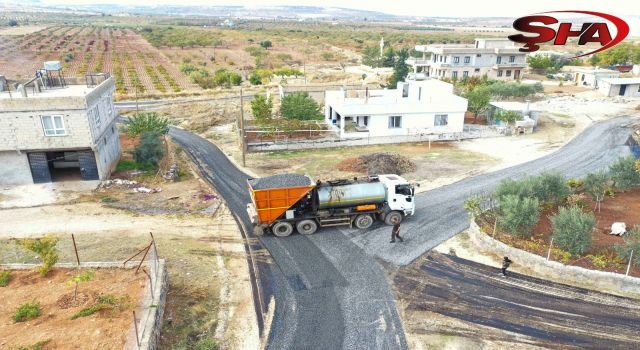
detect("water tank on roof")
[44,61,62,71]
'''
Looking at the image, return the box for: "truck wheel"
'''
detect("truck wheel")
[384,211,403,226]
[272,222,294,237]
[296,220,318,235]
[354,214,374,229]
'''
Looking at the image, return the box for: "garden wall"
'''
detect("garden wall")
[468,219,640,298]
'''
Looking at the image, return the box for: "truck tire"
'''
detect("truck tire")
[354,214,374,229]
[296,220,318,235]
[272,222,294,237]
[384,211,403,225]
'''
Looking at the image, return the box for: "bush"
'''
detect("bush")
[550,206,595,255]
[463,195,483,217]
[259,40,272,49]
[495,172,569,204]
[70,304,109,320]
[20,236,58,277]
[609,156,640,189]
[14,301,41,322]
[251,95,273,124]
[0,270,11,287]
[195,338,219,350]
[615,226,640,268]
[566,178,584,191]
[126,112,170,136]
[497,195,540,237]
[249,71,262,85]
[133,132,165,168]
[280,92,323,120]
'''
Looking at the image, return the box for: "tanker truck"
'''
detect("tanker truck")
[246,173,415,236]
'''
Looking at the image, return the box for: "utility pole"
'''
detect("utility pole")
[239,87,246,167]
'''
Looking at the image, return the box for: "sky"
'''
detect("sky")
[38,0,640,17]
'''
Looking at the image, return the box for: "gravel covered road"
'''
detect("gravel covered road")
[349,116,639,265]
[170,127,408,350]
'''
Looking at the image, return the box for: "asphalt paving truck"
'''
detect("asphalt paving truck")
[246,173,416,236]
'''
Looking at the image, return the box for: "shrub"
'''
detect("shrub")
[14,301,41,322]
[259,40,272,49]
[583,170,609,211]
[615,226,640,268]
[70,304,109,320]
[126,112,170,136]
[550,206,595,255]
[463,195,483,217]
[565,193,588,209]
[133,132,165,168]
[249,71,262,85]
[493,110,522,125]
[566,178,584,191]
[280,92,323,120]
[251,95,273,124]
[0,270,11,287]
[20,236,58,277]
[609,156,640,189]
[494,172,569,204]
[497,195,540,237]
[195,338,219,350]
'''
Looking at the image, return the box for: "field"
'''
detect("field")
[0,25,197,96]
[0,267,145,350]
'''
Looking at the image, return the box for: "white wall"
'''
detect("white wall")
[364,112,465,137]
[598,81,640,97]
[0,151,32,185]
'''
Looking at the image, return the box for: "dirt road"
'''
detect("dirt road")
[396,253,640,349]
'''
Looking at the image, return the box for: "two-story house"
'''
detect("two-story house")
[406,38,527,81]
[0,73,120,185]
[324,79,468,139]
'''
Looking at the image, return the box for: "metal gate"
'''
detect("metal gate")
[27,152,52,183]
[78,151,99,180]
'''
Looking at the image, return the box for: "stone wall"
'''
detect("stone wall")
[468,219,640,298]
[0,151,32,185]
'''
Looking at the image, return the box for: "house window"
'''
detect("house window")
[509,55,515,63]
[463,71,469,77]
[452,71,458,79]
[439,56,443,62]
[497,70,503,77]
[453,56,460,63]
[506,70,512,77]
[41,115,66,136]
[474,68,480,73]
[418,87,422,100]
[464,56,470,64]
[402,83,409,97]
[434,114,448,126]
[93,106,101,129]
[389,116,402,128]
[476,54,481,57]
[496,56,502,64]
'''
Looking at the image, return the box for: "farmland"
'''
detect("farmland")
[0,25,197,97]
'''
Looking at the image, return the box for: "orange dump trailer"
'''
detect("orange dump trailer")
[249,183,316,225]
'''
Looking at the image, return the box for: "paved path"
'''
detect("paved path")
[348,116,639,265]
[170,127,407,350]
[396,253,640,349]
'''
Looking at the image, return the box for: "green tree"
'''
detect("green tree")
[126,112,170,136]
[388,48,409,87]
[526,55,553,69]
[382,47,396,67]
[583,170,609,212]
[8,19,18,27]
[280,92,323,121]
[260,40,272,50]
[133,132,165,168]
[251,95,273,124]
[465,87,491,122]
[20,236,58,277]
[550,206,595,255]
[609,156,640,189]
[249,71,262,85]
[362,46,382,67]
[615,226,640,268]
[497,195,540,237]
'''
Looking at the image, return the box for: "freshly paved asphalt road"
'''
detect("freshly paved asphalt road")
[396,253,640,349]
[350,115,639,265]
[170,115,638,349]
[170,127,408,350]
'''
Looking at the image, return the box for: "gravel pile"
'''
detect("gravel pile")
[249,173,312,190]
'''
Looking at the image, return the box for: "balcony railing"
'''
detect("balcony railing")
[406,58,430,65]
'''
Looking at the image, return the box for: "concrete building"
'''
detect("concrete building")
[406,38,527,81]
[0,74,120,185]
[572,68,620,88]
[597,78,640,97]
[324,79,468,139]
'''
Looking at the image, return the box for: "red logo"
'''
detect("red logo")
[508,11,629,58]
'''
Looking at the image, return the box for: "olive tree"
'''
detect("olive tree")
[609,156,640,189]
[550,206,595,255]
[497,195,540,237]
[583,170,609,212]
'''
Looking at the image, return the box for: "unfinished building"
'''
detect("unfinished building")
[0,63,120,185]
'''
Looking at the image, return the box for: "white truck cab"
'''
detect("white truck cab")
[377,174,416,216]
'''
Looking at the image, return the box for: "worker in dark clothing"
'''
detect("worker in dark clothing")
[390,222,403,243]
[502,257,512,277]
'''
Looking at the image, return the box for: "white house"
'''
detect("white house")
[324,79,468,139]
[597,78,640,97]
[406,38,528,81]
[572,68,619,88]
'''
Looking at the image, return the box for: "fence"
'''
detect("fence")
[246,124,508,152]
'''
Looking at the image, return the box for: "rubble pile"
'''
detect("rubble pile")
[338,153,417,175]
[163,164,178,181]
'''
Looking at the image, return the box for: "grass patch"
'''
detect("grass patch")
[99,195,119,203]
[0,270,11,287]
[17,338,52,350]
[70,294,130,320]
[13,301,41,322]
[116,159,156,172]
[70,304,109,320]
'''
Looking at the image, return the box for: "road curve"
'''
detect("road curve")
[350,115,639,265]
[169,127,408,350]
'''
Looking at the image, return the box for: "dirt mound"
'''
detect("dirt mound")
[57,292,91,309]
[337,153,416,175]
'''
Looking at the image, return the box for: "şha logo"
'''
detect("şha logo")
[508,11,629,58]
